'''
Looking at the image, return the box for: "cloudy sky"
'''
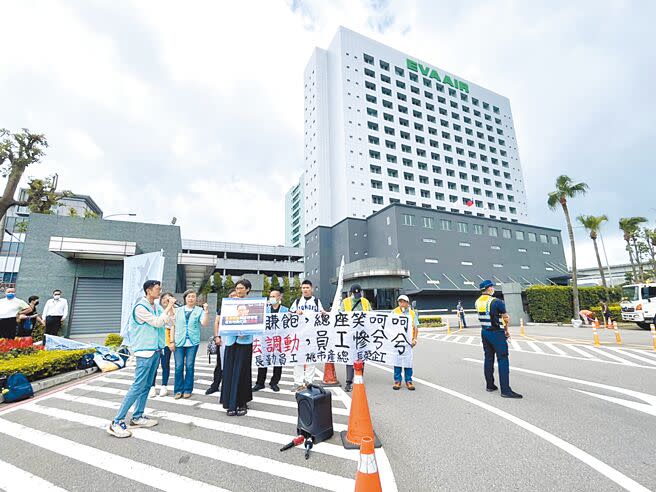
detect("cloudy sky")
[1,0,653,269]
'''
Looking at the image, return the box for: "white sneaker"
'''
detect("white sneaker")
[107,421,132,438]
[148,387,156,398]
[158,386,168,397]
[129,416,158,428]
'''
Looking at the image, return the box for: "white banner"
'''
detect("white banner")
[120,251,165,346]
[252,311,414,368]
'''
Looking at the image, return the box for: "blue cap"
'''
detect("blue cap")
[479,280,494,290]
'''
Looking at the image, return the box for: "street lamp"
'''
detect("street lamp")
[104,213,137,219]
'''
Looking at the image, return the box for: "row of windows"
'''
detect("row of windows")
[372,195,518,215]
[421,259,554,272]
[362,53,501,115]
[397,213,559,243]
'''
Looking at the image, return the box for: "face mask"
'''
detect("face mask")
[353,292,362,299]
[269,297,280,305]
[6,293,15,300]
[54,295,61,300]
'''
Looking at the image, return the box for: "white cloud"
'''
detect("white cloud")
[0,0,652,267]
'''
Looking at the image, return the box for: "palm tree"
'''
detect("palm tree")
[548,175,589,317]
[619,217,647,282]
[577,214,608,289]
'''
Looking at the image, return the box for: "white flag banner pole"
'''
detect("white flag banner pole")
[120,251,165,346]
[330,255,345,312]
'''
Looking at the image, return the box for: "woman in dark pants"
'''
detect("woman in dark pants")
[205,289,237,395]
[220,279,253,416]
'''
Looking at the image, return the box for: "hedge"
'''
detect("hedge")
[0,349,94,382]
[419,315,443,327]
[526,286,623,323]
[590,305,622,322]
[104,333,123,349]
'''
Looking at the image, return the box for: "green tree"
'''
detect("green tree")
[271,274,281,292]
[263,275,271,298]
[14,220,28,233]
[282,276,292,307]
[83,209,99,219]
[24,176,71,214]
[291,275,302,302]
[547,175,588,317]
[619,217,648,282]
[576,214,608,289]
[644,228,656,275]
[0,128,49,220]
[224,275,235,293]
[212,272,223,295]
[68,207,79,217]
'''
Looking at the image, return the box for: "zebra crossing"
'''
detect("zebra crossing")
[0,356,397,492]
[419,332,656,369]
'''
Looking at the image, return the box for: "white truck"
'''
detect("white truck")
[620,283,656,329]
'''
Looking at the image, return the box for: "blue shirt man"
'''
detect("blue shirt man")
[475,280,522,399]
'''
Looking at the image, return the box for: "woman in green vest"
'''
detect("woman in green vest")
[172,289,209,399]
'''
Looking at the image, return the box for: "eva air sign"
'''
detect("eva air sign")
[406,58,469,94]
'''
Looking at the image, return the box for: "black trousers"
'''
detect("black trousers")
[220,343,253,410]
[256,366,282,386]
[0,317,16,339]
[45,316,63,336]
[208,350,223,390]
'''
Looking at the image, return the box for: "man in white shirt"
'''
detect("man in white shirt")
[289,279,325,392]
[0,288,29,339]
[42,289,69,337]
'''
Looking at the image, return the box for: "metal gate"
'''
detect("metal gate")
[69,277,123,335]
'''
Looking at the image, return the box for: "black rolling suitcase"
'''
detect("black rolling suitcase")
[296,384,334,443]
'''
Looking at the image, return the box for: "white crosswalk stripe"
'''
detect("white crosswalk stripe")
[0,354,398,492]
[418,332,656,368]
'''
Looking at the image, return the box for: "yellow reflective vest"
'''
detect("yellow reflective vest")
[393,306,418,340]
[341,296,372,312]
[475,294,497,330]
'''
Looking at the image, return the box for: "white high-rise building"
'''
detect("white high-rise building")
[303,27,528,232]
[284,175,304,247]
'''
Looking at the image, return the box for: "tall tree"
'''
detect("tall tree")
[619,217,647,282]
[292,275,302,302]
[271,274,281,292]
[282,276,292,307]
[224,275,235,294]
[576,214,609,289]
[24,176,71,214]
[262,275,271,298]
[547,175,588,317]
[0,129,49,220]
[644,228,656,275]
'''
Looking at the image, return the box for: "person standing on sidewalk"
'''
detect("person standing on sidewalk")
[172,289,209,400]
[456,301,467,328]
[107,280,175,438]
[42,289,68,338]
[0,288,29,339]
[476,280,522,399]
[252,289,288,393]
[290,279,325,392]
[392,295,418,391]
[220,279,254,416]
[205,289,237,395]
[340,284,371,392]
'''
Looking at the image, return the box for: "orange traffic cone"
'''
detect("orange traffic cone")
[354,436,382,492]
[340,360,381,449]
[322,362,341,387]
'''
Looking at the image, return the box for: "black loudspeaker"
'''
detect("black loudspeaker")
[296,384,334,443]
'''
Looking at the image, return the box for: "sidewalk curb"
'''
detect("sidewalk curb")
[32,367,99,394]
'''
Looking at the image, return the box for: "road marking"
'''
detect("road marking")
[567,345,599,359]
[46,393,356,461]
[0,459,68,492]
[21,404,354,491]
[465,337,475,344]
[452,336,463,343]
[588,349,639,365]
[525,341,545,354]
[464,358,656,417]
[607,348,656,366]
[544,342,568,356]
[0,418,229,492]
[369,362,650,492]
[510,339,521,351]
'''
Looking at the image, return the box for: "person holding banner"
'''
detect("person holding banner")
[172,289,209,400]
[205,288,238,395]
[392,295,419,390]
[252,289,288,392]
[340,284,371,392]
[290,279,325,392]
[108,280,175,438]
[220,279,254,416]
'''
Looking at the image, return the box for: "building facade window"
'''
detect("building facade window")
[402,214,415,226]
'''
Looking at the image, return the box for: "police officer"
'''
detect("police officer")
[475,280,522,399]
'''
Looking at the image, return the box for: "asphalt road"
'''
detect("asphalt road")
[1,323,655,491]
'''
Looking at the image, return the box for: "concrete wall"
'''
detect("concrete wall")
[16,214,181,335]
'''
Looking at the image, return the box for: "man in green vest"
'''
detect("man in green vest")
[340,284,371,392]
[108,280,175,438]
[475,280,522,399]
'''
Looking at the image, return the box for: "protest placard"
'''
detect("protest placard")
[218,298,267,335]
[252,311,413,368]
